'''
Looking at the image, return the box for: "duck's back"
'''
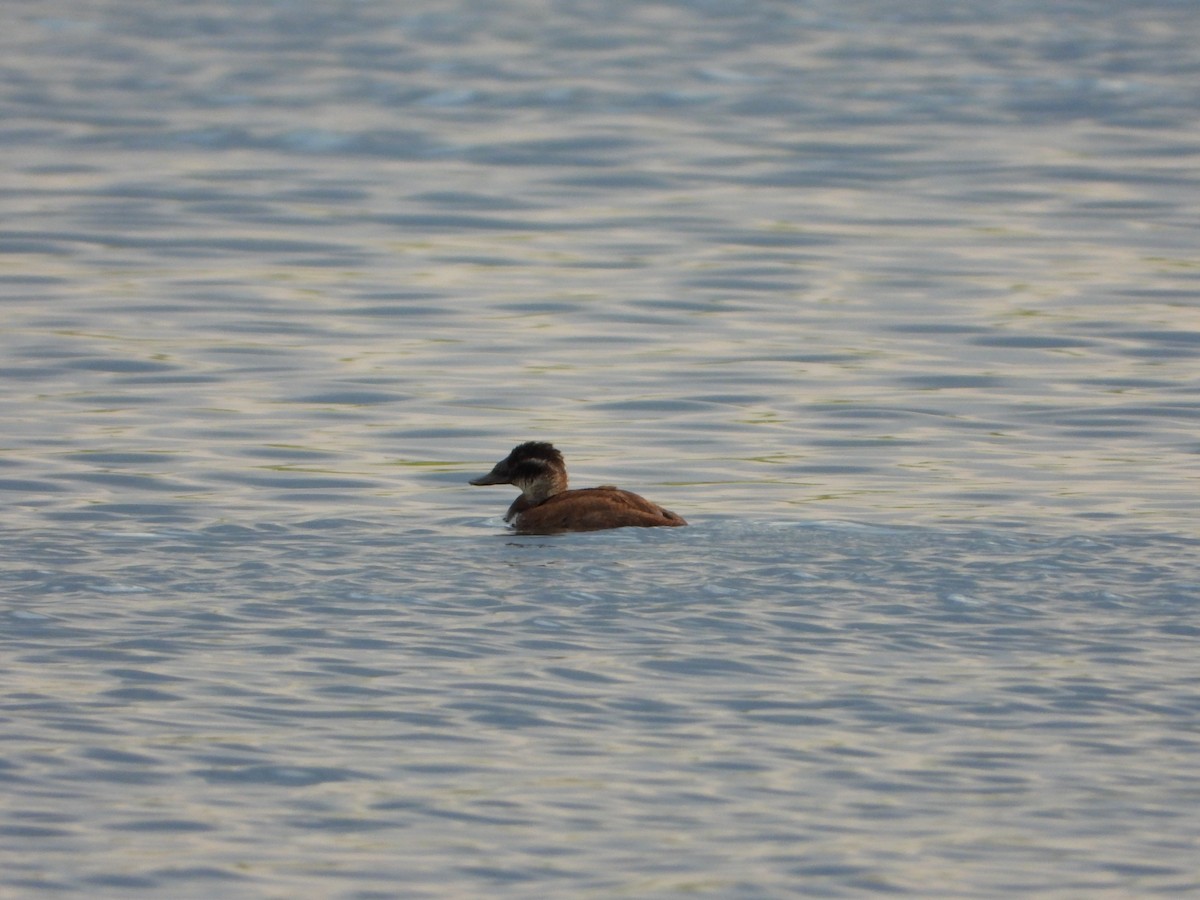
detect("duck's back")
[512,486,687,534]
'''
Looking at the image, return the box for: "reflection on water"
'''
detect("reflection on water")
[1,0,1198,896]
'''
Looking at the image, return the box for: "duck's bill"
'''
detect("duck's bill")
[469,470,507,486]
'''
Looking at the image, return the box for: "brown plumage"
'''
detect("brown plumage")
[469,441,686,534]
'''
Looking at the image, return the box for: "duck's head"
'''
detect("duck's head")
[469,441,568,503]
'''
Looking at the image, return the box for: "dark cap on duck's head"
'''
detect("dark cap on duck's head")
[469,441,566,498]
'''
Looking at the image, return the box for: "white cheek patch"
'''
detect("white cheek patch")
[514,459,550,480]
[513,458,562,500]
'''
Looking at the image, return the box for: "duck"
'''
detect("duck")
[469,441,687,534]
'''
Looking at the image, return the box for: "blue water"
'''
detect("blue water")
[2,0,1198,896]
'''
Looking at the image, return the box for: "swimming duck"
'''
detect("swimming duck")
[469,441,687,534]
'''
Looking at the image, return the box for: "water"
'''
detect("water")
[2,0,1198,896]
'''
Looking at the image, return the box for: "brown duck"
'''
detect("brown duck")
[470,441,687,534]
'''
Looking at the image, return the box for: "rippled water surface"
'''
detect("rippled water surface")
[2,0,1198,896]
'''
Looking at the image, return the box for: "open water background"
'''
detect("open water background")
[2,0,1198,896]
